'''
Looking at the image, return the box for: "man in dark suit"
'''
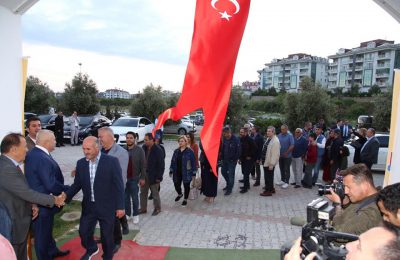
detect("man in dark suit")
[55,111,65,147]
[64,136,125,260]
[360,128,380,170]
[140,133,165,216]
[25,130,70,259]
[0,133,64,260]
[25,116,41,151]
[341,119,353,141]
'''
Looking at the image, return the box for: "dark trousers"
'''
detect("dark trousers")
[79,202,115,260]
[241,159,254,189]
[263,166,275,192]
[125,178,139,217]
[12,239,28,260]
[221,160,237,192]
[303,163,315,187]
[32,213,58,260]
[174,172,191,199]
[55,129,63,145]
[252,162,261,182]
[114,217,123,245]
[279,157,292,184]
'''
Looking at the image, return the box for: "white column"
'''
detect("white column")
[0,6,23,141]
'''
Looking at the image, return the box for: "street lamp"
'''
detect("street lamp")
[78,63,82,74]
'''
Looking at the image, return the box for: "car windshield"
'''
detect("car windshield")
[112,118,138,127]
[78,116,94,126]
[39,115,53,123]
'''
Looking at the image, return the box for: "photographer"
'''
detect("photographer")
[285,222,400,260]
[377,183,400,227]
[326,164,382,235]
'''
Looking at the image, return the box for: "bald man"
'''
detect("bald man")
[64,137,124,260]
[25,130,70,259]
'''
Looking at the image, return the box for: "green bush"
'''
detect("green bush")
[253,118,283,133]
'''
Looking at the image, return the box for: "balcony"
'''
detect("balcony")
[377,63,390,68]
[354,66,363,71]
[328,76,337,81]
[330,62,338,66]
[329,69,338,73]
[354,74,362,79]
[376,73,390,78]
[377,54,390,60]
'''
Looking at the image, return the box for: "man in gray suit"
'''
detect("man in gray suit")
[98,127,129,253]
[69,111,80,146]
[360,128,380,170]
[0,133,64,260]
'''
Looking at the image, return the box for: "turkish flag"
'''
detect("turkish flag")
[154,0,251,175]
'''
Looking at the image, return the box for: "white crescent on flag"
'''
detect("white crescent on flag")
[211,0,241,20]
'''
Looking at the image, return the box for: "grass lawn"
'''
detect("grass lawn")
[165,248,281,260]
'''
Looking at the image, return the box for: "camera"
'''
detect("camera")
[316,181,345,201]
[281,198,358,260]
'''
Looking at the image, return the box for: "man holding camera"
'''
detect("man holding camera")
[325,164,382,235]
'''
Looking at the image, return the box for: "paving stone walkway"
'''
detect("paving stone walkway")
[52,140,384,249]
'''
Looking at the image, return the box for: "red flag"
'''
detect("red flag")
[154,0,250,175]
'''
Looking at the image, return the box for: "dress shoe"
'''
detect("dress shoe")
[290,182,296,185]
[122,226,129,235]
[113,244,121,254]
[271,188,276,193]
[239,189,248,194]
[223,187,228,191]
[260,191,272,197]
[181,200,187,206]
[148,194,153,200]
[302,185,312,189]
[294,185,301,188]
[138,209,147,215]
[224,191,232,196]
[80,248,99,260]
[253,182,260,187]
[238,179,244,183]
[54,249,70,258]
[175,194,183,202]
[152,209,161,216]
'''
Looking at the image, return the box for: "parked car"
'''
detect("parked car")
[110,116,154,144]
[24,112,37,123]
[346,133,389,172]
[64,114,112,143]
[163,120,196,135]
[39,114,69,132]
[357,115,373,129]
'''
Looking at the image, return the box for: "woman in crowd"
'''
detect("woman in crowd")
[302,133,317,188]
[169,136,196,206]
[322,129,335,183]
[186,132,199,169]
[200,142,218,203]
[351,127,367,164]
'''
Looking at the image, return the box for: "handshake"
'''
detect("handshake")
[53,192,67,208]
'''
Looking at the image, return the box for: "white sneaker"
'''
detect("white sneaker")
[126,215,131,221]
[276,181,285,186]
[281,183,289,189]
[133,215,139,224]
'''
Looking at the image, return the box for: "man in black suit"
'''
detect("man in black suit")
[55,111,64,147]
[25,130,70,259]
[341,119,353,141]
[63,136,125,260]
[0,133,64,260]
[360,128,380,170]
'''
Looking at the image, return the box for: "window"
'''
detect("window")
[339,72,346,87]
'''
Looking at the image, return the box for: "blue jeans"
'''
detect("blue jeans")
[312,156,323,184]
[221,160,237,192]
[125,178,139,217]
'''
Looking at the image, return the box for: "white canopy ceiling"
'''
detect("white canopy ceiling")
[0,0,39,15]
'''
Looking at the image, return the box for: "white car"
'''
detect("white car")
[163,120,196,135]
[346,133,389,172]
[110,116,154,144]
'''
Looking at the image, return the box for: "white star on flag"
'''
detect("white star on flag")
[219,11,232,20]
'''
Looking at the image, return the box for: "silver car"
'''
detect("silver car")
[163,120,196,135]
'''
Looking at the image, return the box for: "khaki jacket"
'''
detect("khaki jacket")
[263,135,280,168]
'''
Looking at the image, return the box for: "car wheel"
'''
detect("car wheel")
[178,128,187,135]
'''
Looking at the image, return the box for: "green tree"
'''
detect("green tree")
[24,76,56,114]
[348,84,360,97]
[225,86,247,132]
[60,73,100,114]
[368,84,382,96]
[299,76,314,91]
[130,84,167,121]
[284,79,333,131]
[373,88,393,131]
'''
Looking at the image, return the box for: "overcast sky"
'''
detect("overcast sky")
[22,0,400,93]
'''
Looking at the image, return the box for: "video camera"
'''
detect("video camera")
[316,175,345,202]
[281,198,358,260]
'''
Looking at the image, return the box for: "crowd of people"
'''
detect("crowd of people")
[0,115,396,260]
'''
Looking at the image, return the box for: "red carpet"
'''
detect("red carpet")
[58,237,170,260]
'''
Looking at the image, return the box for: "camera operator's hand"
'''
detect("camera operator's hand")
[284,237,317,260]
[325,188,341,204]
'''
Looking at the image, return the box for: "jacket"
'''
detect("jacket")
[221,135,241,162]
[170,147,196,183]
[263,135,281,168]
[126,145,146,180]
[0,155,54,244]
[360,136,380,165]
[65,153,124,218]
[106,144,129,185]
[252,133,265,161]
[143,144,165,185]
[240,135,257,161]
